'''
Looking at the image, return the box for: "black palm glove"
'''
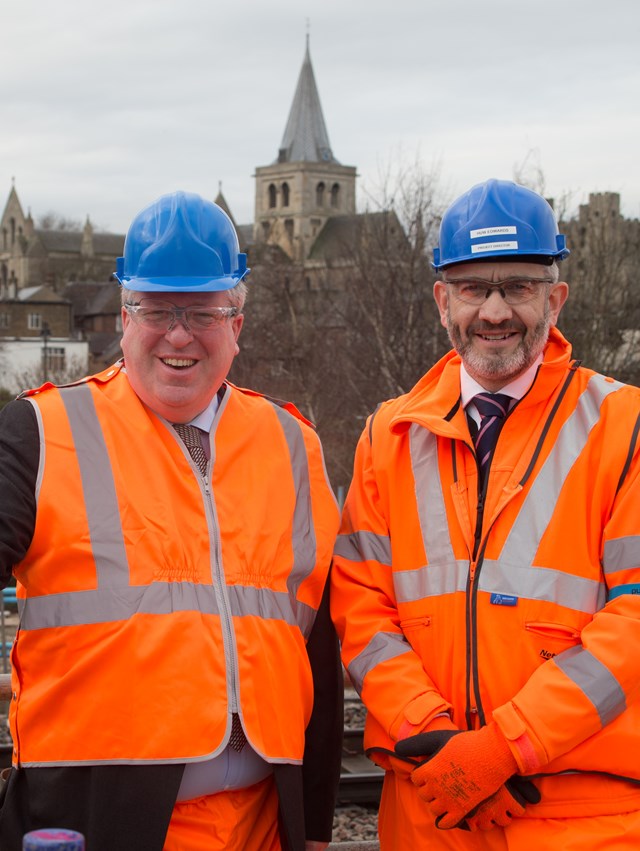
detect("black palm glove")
[395,729,540,831]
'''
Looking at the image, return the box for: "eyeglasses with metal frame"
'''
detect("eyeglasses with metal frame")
[124,301,239,332]
[444,277,553,305]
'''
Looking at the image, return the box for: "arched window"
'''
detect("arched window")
[316,182,325,207]
[330,184,340,208]
[281,183,290,207]
[268,184,277,209]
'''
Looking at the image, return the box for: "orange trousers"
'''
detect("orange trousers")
[378,771,640,850]
[163,776,281,851]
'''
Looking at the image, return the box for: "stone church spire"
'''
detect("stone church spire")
[253,37,356,263]
[277,36,337,165]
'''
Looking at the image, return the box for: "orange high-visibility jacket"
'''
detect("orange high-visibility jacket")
[332,328,640,817]
[11,362,339,767]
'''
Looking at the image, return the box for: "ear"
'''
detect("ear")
[547,281,569,326]
[433,281,450,329]
[231,312,244,355]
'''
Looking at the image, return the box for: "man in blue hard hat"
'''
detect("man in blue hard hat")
[0,191,342,851]
[331,179,640,849]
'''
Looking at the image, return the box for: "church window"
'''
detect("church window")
[331,184,340,208]
[316,182,325,207]
[268,184,277,209]
[282,183,290,207]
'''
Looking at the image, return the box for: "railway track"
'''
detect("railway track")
[339,726,383,805]
[339,691,383,806]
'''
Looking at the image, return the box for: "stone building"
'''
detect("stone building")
[0,183,124,389]
[0,184,123,295]
[252,36,357,265]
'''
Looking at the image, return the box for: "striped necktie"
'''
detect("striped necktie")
[173,423,208,476]
[173,422,246,752]
[472,393,513,479]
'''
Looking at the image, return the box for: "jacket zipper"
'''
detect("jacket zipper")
[464,364,580,729]
[202,464,241,725]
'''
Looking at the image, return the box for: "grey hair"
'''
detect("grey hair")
[120,280,248,309]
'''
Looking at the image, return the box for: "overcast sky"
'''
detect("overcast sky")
[1,0,639,236]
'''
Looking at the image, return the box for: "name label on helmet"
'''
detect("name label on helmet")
[470,226,517,238]
[472,241,519,254]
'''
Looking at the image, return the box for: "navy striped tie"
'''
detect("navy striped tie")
[473,393,513,478]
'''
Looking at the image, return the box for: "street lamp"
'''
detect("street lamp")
[40,321,51,383]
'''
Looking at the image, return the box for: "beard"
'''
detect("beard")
[446,305,552,384]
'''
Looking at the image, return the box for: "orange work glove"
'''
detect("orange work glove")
[465,775,540,831]
[394,723,519,830]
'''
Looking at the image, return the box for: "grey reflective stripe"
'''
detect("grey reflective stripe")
[26,399,46,500]
[21,388,319,636]
[227,585,316,636]
[399,374,619,613]
[555,645,627,726]
[20,582,220,630]
[347,631,412,694]
[409,424,458,568]
[20,579,317,634]
[477,563,604,612]
[268,403,317,601]
[334,531,392,566]
[59,384,130,589]
[395,425,463,603]
[394,560,469,603]
[603,536,640,574]
[493,374,621,612]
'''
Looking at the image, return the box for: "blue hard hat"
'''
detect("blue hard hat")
[114,191,249,292]
[433,179,569,271]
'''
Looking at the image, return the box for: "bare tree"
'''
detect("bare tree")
[231,163,451,485]
[6,355,89,398]
[37,211,82,231]
[513,150,575,222]
[559,195,640,386]
[512,158,639,386]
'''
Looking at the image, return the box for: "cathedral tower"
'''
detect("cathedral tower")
[253,38,357,263]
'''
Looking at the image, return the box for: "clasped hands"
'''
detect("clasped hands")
[394,723,540,831]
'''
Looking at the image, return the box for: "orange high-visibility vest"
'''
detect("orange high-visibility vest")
[332,328,640,817]
[11,363,339,767]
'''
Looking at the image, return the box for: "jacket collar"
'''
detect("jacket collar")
[389,327,574,439]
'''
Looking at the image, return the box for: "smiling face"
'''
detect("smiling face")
[120,290,244,422]
[433,260,568,391]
